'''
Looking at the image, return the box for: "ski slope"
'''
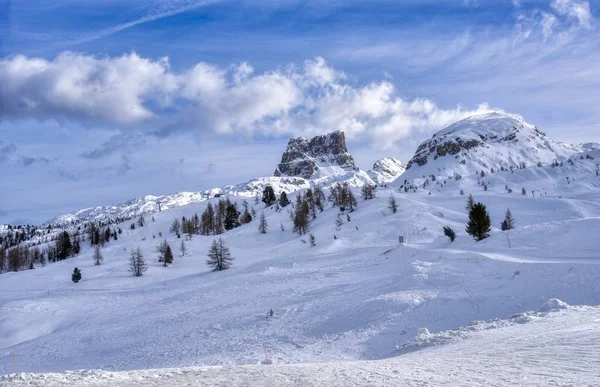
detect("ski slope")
[3,303,599,386]
[1,134,600,383]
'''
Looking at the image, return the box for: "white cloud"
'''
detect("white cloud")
[0,53,496,150]
[0,52,177,124]
[551,0,593,28]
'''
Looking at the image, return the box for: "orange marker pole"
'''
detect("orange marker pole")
[263,344,270,365]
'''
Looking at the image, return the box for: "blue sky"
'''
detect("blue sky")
[0,0,598,224]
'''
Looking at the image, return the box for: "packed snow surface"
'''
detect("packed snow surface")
[3,304,599,386]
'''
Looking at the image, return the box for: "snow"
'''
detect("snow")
[3,304,599,386]
[2,113,600,384]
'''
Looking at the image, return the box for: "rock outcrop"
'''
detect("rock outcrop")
[274,131,356,179]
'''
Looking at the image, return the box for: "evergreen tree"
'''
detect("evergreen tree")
[279,191,290,207]
[293,196,310,235]
[465,194,475,212]
[92,245,103,266]
[72,267,82,283]
[224,202,241,230]
[163,244,174,267]
[157,240,170,263]
[262,186,277,207]
[206,237,234,271]
[521,187,527,195]
[388,194,398,213]
[137,214,146,227]
[501,208,515,231]
[56,231,72,260]
[258,212,268,234]
[129,247,148,277]
[466,202,492,241]
[443,226,456,242]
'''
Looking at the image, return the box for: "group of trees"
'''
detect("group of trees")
[171,197,257,238]
[445,194,515,242]
[328,183,357,212]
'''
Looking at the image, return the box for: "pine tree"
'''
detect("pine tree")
[466,202,492,241]
[163,244,174,267]
[56,231,72,260]
[92,245,103,266]
[465,194,475,212]
[309,233,316,247]
[388,194,398,214]
[443,226,456,242]
[206,237,234,271]
[179,239,187,257]
[293,196,310,235]
[258,212,268,234]
[224,202,241,230]
[137,214,145,227]
[129,247,148,277]
[72,267,82,283]
[262,186,276,207]
[279,191,290,207]
[521,187,527,195]
[501,208,515,231]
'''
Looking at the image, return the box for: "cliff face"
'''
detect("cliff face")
[274,131,356,179]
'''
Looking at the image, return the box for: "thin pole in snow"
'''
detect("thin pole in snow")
[263,344,270,365]
[506,232,511,248]
[12,352,14,374]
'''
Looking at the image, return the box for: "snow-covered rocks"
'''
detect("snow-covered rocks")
[274,131,356,179]
[539,298,570,312]
[401,112,577,180]
[367,157,406,184]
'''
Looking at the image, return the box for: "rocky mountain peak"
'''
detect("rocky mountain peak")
[399,112,577,182]
[274,131,356,179]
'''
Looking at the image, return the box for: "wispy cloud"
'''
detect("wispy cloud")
[69,0,220,46]
[551,0,593,28]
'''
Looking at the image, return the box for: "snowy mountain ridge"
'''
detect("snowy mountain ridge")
[44,132,403,228]
[401,112,579,182]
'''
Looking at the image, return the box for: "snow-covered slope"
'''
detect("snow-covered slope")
[2,156,600,375]
[401,112,578,182]
[4,302,598,386]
